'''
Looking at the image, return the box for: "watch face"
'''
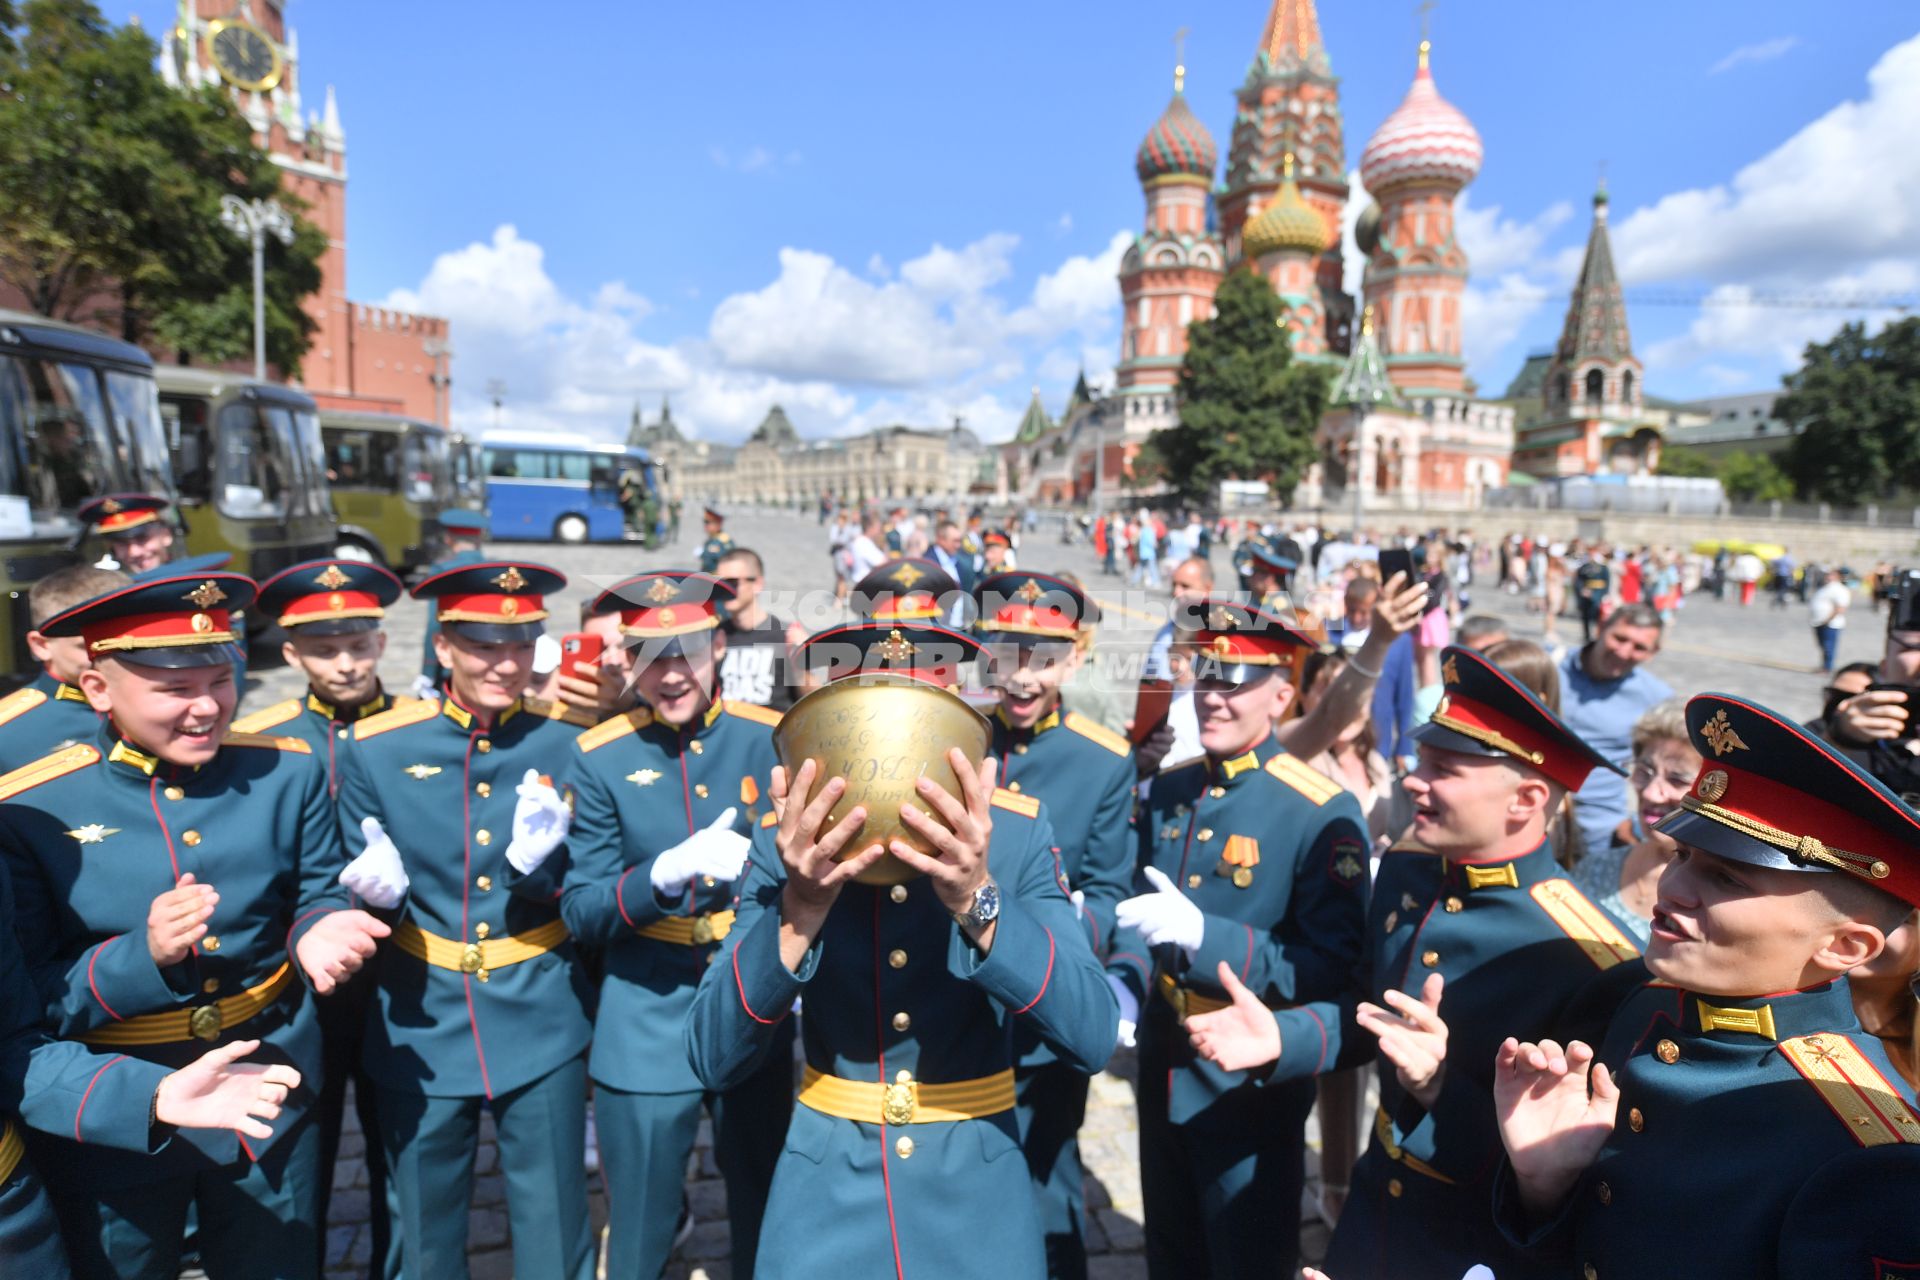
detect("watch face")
[207,19,283,92]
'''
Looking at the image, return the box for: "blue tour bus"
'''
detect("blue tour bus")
[481,432,655,543]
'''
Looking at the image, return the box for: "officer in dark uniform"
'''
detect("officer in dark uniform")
[335,559,598,1280]
[1491,693,1920,1280]
[973,571,1136,1280]
[699,507,733,574]
[560,571,789,1278]
[851,557,960,625]
[0,564,126,773]
[688,621,1118,1278]
[1185,643,1637,1280]
[76,493,176,576]
[1245,542,1300,618]
[0,570,388,1278]
[1107,600,1368,1280]
[416,509,490,696]
[981,528,1014,573]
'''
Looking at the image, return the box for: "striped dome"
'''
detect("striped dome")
[1136,90,1218,183]
[1244,168,1330,258]
[1359,44,1482,193]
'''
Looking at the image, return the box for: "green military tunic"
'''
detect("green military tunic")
[0,673,100,774]
[700,530,734,575]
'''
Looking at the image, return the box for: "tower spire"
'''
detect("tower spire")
[1257,0,1328,73]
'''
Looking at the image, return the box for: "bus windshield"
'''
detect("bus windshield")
[0,352,168,537]
[403,426,450,503]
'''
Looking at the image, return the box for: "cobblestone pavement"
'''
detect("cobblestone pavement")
[244,509,1841,1279]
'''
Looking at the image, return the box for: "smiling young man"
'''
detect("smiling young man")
[1183,644,1636,1280]
[0,571,388,1278]
[559,571,789,1279]
[333,560,597,1280]
[0,564,127,772]
[1107,600,1369,1280]
[1491,693,1920,1279]
[77,493,176,575]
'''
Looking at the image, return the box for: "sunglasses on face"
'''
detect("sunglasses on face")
[716,576,759,588]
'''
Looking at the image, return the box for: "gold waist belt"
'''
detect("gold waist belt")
[1158,971,1293,1021]
[1374,1105,1457,1185]
[798,1066,1016,1126]
[82,962,293,1047]
[392,918,568,980]
[635,909,735,946]
[0,1119,22,1184]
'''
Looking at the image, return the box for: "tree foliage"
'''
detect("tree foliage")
[1775,318,1920,504]
[1655,444,1715,478]
[1151,268,1329,509]
[1717,451,1794,503]
[0,0,323,372]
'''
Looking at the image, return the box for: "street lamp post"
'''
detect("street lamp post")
[219,195,295,380]
[423,337,453,427]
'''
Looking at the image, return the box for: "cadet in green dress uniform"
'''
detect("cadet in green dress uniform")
[973,571,1136,1280]
[699,507,734,575]
[1244,542,1299,619]
[851,557,959,625]
[240,558,413,1276]
[1185,644,1637,1280]
[0,570,389,1279]
[415,509,489,697]
[76,493,176,576]
[1106,601,1368,1280]
[1492,693,1920,1280]
[688,622,1118,1278]
[560,571,789,1278]
[335,559,598,1280]
[0,564,126,773]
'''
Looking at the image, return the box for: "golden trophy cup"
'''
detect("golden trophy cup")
[773,673,991,885]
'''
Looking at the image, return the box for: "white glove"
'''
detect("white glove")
[1070,889,1085,921]
[410,673,439,701]
[505,769,571,875]
[340,816,408,909]
[1115,866,1205,960]
[650,807,750,897]
[1107,974,1139,1049]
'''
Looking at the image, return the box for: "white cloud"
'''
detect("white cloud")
[1463,274,1553,381]
[1021,230,1131,334]
[1455,193,1575,279]
[1709,36,1800,75]
[1340,169,1370,297]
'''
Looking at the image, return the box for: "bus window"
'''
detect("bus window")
[106,370,174,498]
[11,360,116,516]
[402,428,446,503]
[287,408,333,516]
[327,429,400,490]
[217,401,287,517]
[163,395,215,502]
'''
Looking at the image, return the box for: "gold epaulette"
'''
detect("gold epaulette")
[1779,1033,1920,1147]
[0,687,48,729]
[230,698,303,734]
[577,707,651,753]
[354,698,440,741]
[221,731,313,754]
[1529,880,1640,970]
[991,787,1040,818]
[1064,712,1129,757]
[1263,753,1345,806]
[760,811,779,829]
[724,699,783,728]
[0,743,101,802]
[522,695,598,728]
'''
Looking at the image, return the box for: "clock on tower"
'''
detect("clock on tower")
[205,17,283,93]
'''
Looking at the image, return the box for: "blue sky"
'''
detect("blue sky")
[129,1,1920,442]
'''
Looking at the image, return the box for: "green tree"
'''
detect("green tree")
[1717,451,1794,503]
[1775,318,1920,504]
[0,0,323,372]
[1150,269,1329,509]
[1656,444,1715,478]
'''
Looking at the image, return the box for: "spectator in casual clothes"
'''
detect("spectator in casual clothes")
[715,547,805,711]
[848,510,890,582]
[1323,578,1380,652]
[1557,602,1674,857]
[1809,565,1852,673]
[1568,697,1696,944]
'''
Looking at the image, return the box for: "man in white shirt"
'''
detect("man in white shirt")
[1810,565,1851,673]
[848,511,890,583]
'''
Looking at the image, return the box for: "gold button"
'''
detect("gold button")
[1387,1178,1403,1198]
[1008,781,1022,793]
[896,1069,913,1084]
[1384,911,1399,933]
[702,876,716,888]
[1209,786,1225,798]
[337,729,349,739]
[1187,874,1203,889]
[1628,1107,1644,1132]
[889,949,907,969]
[477,782,491,798]
[475,923,490,939]
[164,786,184,801]
[1421,949,1440,967]
[1444,896,1463,913]
[476,969,490,983]
[1655,1039,1680,1064]
[182,830,202,846]
[476,876,493,891]
[201,978,220,994]
[695,783,710,799]
[476,739,491,753]
[1584,1266,1598,1280]
[1196,827,1213,842]
[1014,743,1028,755]
[689,740,704,755]
[202,936,220,952]
[475,829,492,846]
[1595,1181,1612,1205]
[890,885,908,903]
[895,1136,915,1159]
[892,1012,910,1032]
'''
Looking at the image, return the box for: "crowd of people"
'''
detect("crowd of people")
[0,492,1916,1280]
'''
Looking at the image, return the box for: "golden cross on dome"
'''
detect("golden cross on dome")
[646,577,678,603]
[492,566,529,592]
[184,581,227,609]
[314,564,352,589]
[876,629,917,662]
[1172,26,1188,92]
[1701,710,1749,758]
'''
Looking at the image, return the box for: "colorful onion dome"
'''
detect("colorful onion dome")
[1136,76,1218,183]
[1243,155,1331,258]
[1359,42,1483,193]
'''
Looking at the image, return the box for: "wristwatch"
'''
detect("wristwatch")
[951,877,1001,930]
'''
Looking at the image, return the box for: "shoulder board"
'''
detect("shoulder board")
[221,731,313,754]
[522,696,597,728]
[1263,753,1345,806]
[760,811,779,829]
[1064,712,1129,757]
[723,700,784,728]
[577,707,652,753]
[1778,1034,1920,1147]
[0,687,48,728]
[991,787,1041,819]
[354,698,440,741]
[1528,879,1640,970]
[229,699,303,734]
[0,742,101,803]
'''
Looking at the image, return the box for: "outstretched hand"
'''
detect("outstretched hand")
[155,1039,302,1141]
[1185,961,1281,1072]
[1356,972,1448,1109]
[1494,1036,1619,1220]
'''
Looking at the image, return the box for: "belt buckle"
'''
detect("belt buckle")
[460,943,484,974]
[189,1004,223,1041]
[1158,973,1187,1020]
[691,914,715,945]
[881,1080,916,1126]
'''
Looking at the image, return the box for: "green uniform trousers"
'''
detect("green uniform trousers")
[376,1055,593,1280]
[1,1157,72,1278]
[315,981,396,1278]
[1015,1060,1093,1280]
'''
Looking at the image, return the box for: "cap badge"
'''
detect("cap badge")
[492,566,529,592]
[65,824,120,844]
[876,629,917,662]
[314,565,352,589]
[500,597,520,617]
[1442,654,1460,685]
[327,592,347,612]
[1696,769,1730,803]
[1207,634,1236,658]
[626,769,662,787]
[190,613,214,634]
[1015,579,1045,603]
[657,607,676,626]
[646,578,678,604]
[891,563,925,588]
[185,581,227,609]
[1701,710,1749,758]
[1209,605,1237,630]
[101,498,123,514]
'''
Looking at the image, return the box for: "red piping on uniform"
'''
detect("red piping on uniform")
[615,868,638,930]
[1302,1007,1329,1075]
[73,1055,127,1141]
[678,741,697,917]
[238,1134,257,1163]
[465,974,494,1100]
[86,941,124,1021]
[286,907,334,960]
[147,777,182,880]
[1239,924,1255,981]
[872,892,907,1280]
[1012,926,1055,1015]
[461,729,492,1097]
[325,724,339,795]
[731,945,781,1025]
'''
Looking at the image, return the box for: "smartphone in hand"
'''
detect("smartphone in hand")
[559,632,604,684]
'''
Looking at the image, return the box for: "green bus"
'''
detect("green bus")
[319,409,460,573]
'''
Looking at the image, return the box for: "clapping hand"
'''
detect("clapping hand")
[650,807,752,896]
[506,770,571,874]
[147,874,218,966]
[1356,972,1449,1109]
[339,817,408,909]
[1494,1036,1619,1219]
[1115,867,1204,959]
[1186,962,1281,1071]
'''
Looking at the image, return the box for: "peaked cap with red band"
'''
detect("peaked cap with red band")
[982,529,1013,549]
[853,558,956,623]
[412,560,564,644]
[591,571,733,660]
[257,558,403,636]
[1176,597,1315,683]
[78,493,170,538]
[974,571,1091,641]
[794,622,982,689]
[41,571,256,669]
[1414,644,1619,791]
[1657,693,1920,908]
